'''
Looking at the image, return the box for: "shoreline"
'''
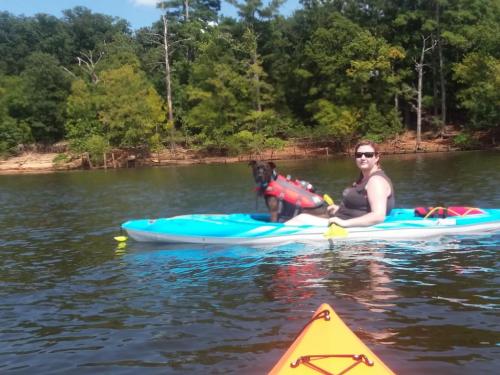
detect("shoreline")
[0,131,491,175]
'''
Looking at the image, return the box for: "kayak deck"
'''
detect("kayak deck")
[269,303,394,374]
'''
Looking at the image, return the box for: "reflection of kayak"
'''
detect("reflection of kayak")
[269,303,394,375]
[121,208,500,245]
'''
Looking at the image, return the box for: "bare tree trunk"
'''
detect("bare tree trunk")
[163,16,174,124]
[415,35,436,150]
[184,0,189,21]
[438,41,446,132]
[416,56,424,150]
[162,15,175,152]
[431,41,438,117]
[253,51,262,112]
[436,1,447,136]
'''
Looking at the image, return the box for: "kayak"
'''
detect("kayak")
[269,303,394,375]
[121,208,500,245]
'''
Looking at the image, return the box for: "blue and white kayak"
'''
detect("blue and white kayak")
[121,208,500,245]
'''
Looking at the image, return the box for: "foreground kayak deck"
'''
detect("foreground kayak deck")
[269,303,394,374]
[121,208,500,245]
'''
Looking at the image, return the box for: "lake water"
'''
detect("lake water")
[1,151,499,374]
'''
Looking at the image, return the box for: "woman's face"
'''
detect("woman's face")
[355,145,379,171]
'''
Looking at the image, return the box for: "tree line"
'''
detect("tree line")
[1,1,499,161]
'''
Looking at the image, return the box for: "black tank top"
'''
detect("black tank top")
[335,170,395,220]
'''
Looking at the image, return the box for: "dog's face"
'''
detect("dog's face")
[249,160,276,186]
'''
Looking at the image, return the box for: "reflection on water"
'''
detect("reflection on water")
[1,152,500,374]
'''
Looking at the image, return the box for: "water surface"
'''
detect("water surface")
[1,151,499,374]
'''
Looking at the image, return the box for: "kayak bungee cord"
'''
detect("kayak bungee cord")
[290,309,331,342]
[291,354,374,375]
[287,309,374,375]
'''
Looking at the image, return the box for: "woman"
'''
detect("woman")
[328,140,395,227]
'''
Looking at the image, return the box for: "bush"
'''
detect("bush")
[53,153,70,165]
[452,133,479,150]
[360,105,402,142]
[84,135,111,165]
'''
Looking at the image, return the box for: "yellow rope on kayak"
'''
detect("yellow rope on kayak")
[288,309,374,374]
[291,353,374,374]
[423,206,483,219]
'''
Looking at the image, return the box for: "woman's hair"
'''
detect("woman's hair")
[354,140,380,155]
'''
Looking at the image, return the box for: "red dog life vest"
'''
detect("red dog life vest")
[264,175,325,219]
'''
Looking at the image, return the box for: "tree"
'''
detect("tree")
[17,52,72,143]
[66,64,166,150]
[62,6,130,57]
[183,28,252,152]
[302,12,403,139]
[0,76,32,154]
[96,65,166,147]
[157,0,220,23]
[226,0,284,25]
[65,78,102,151]
[308,99,359,149]
[454,53,500,134]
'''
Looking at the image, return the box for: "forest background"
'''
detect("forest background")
[1,0,499,168]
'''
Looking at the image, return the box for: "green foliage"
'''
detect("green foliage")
[227,130,279,156]
[227,130,256,155]
[62,6,130,55]
[184,29,250,143]
[157,0,220,23]
[242,109,282,137]
[453,52,500,130]
[308,99,359,143]
[97,33,141,72]
[66,65,165,150]
[53,153,70,165]
[0,78,33,154]
[96,65,165,147]
[17,52,72,142]
[2,1,500,158]
[66,79,102,151]
[452,132,480,150]
[359,104,403,142]
[84,134,111,165]
[264,137,286,154]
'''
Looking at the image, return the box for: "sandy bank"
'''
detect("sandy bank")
[0,131,463,175]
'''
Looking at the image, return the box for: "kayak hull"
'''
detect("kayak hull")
[121,208,500,245]
[269,303,394,374]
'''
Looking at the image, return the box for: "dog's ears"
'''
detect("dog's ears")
[248,160,276,170]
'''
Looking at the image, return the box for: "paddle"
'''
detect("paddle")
[114,235,128,242]
[323,194,334,206]
[323,224,348,239]
[322,194,348,239]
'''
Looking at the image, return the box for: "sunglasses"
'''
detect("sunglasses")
[355,152,376,158]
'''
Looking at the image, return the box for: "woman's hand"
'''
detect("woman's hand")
[328,216,347,227]
[327,204,339,216]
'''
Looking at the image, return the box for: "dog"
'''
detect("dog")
[249,160,328,222]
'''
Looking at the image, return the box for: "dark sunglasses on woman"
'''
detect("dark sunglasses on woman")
[355,152,376,158]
